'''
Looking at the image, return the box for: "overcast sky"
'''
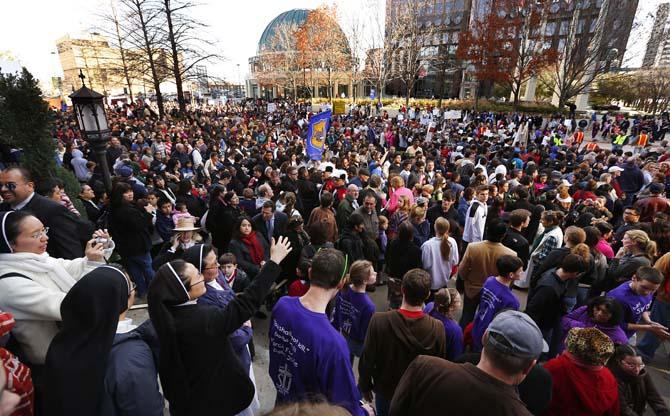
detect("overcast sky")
[0,0,665,85]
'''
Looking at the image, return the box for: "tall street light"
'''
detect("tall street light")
[69,70,113,192]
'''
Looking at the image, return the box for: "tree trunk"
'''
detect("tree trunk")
[163,0,185,115]
[112,5,134,103]
[134,0,164,117]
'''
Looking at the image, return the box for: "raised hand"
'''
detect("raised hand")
[269,236,292,264]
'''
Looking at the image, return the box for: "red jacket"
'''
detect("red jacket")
[543,353,619,416]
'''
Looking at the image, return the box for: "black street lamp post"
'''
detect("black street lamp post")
[69,70,112,192]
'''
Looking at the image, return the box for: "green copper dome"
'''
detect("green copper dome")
[258,9,310,53]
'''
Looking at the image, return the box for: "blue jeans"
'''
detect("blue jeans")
[375,391,390,416]
[125,252,154,297]
[638,299,670,362]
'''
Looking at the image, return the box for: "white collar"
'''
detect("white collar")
[207,280,224,291]
[117,318,137,334]
[12,192,35,211]
[176,299,197,307]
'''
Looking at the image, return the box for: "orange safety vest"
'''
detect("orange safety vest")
[585,142,598,152]
[638,133,648,147]
[574,131,584,144]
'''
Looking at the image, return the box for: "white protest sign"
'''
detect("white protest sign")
[267,103,277,113]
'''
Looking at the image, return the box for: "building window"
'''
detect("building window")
[589,18,597,33]
[559,20,569,35]
[577,18,585,34]
[545,21,557,36]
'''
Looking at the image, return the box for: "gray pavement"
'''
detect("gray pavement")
[129,282,670,415]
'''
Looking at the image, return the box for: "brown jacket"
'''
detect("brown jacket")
[389,356,532,416]
[306,206,338,242]
[358,310,446,399]
[460,241,516,299]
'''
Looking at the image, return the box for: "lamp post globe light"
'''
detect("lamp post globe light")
[68,70,113,192]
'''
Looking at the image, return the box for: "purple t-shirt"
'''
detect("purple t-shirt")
[269,296,364,416]
[607,281,653,338]
[471,277,520,351]
[332,288,376,342]
[424,302,464,361]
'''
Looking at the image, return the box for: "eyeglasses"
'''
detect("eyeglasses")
[203,262,220,270]
[30,227,49,239]
[189,278,205,288]
[0,182,17,191]
[622,361,645,369]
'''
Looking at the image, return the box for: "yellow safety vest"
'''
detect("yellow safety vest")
[613,135,627,145]
[553,136,563,146]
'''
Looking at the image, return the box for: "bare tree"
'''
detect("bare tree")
[386,0,436,106]
[93,0,139,102]
[342,11,365,102]
[362,0,395,105]
[158,0,221,115]
[256,22,302,100]
[119,0,168,117]
[541,0,635,109]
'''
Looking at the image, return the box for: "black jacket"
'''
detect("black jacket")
[0,193,88,260]
[228,235,270,280]
[108,203,153,258]
[502,228,530,269]
[526,268,569,331]
[169,262,282,415]
[385,239,422,279]
[207,201,241,252]
[337,227,365,262]
[426,205,460,235]
[176,193,207,220]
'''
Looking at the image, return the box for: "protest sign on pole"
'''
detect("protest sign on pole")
[333,100,346,115]
[267,103,277,113]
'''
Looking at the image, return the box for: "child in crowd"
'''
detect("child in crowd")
[155,199,175,242]
[288,258,311,297]
[219,253,249,293]
[424,288,463,360]
[607,266,670,341]
[172,202,193,226]
[470,255,523,352]
[332,260,377,363]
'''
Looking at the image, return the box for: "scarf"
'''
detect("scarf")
[241,232,264,265]
[0,252,84,292]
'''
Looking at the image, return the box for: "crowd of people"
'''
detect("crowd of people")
[1,97,670,415]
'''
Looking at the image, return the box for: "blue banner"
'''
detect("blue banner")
[306,110,331,160]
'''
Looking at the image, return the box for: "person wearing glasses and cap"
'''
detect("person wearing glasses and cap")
[389,310,547,416]
[148,237,292,416]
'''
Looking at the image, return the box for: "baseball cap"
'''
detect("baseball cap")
[117,165,133,178]
[608,166,624,173]
[486,310,548,358]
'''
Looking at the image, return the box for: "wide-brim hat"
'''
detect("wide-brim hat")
[173,217,200,232]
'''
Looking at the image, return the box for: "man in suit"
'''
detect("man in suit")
[0,167,87,259]
[252,200,288,245]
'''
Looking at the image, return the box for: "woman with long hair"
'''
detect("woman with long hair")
[388,195,411,240]
[385,221,422,309]
[423,288,463,360]
[421,218,459,291]
[561,296,628,351]
[386,175,414,215]
[228,217,270,280]
[147,238,291,415]
[108,182,155,298]
[607,230,657,287]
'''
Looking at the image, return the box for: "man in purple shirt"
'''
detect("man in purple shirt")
[471,255,523,352]
[269,248,372,416]
[607,267,670,340]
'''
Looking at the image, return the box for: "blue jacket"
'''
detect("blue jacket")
[197,273,253,372]
[101,320,164,416]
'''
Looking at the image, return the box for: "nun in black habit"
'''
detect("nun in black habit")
[148,236,292,416]
[42,264,130,416]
